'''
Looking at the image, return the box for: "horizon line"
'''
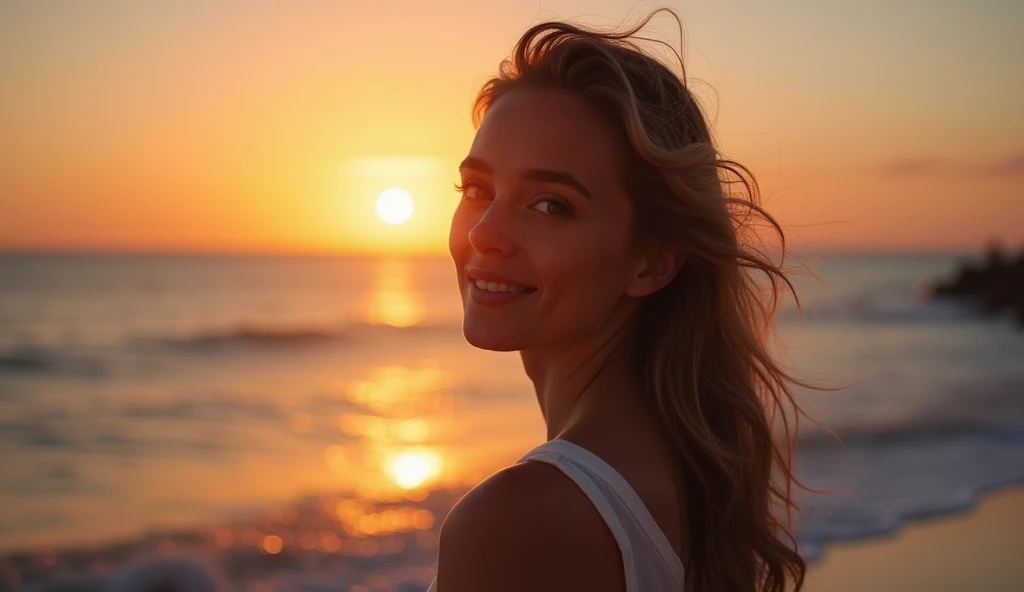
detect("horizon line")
[0,246,998,258]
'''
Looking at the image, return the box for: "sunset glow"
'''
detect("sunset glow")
[1,3,1021,254]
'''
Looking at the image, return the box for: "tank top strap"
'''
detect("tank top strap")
[516,439,685,585]
[426,439,684,592]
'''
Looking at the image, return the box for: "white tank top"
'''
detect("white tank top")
[426,438,685,591]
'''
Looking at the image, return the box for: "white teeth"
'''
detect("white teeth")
[474,279,531,293]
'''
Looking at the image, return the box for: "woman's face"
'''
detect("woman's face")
[449,87,642,352]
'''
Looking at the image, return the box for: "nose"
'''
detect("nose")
[467,202,516,257]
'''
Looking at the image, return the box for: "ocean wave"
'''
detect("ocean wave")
[794,409,1024,561]
[149,320,460,352]
[0,345,107,377]
[797,415,1024,453]
[795,427,1024,559]
[796,478,1024,563]
[0,321,462,376]
[156,324,347,350]
[0,347,52,373]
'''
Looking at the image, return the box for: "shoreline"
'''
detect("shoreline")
[800,478,1024,563]
[805,484,1024,591]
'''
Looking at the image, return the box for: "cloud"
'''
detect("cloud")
[880,151,1024,177]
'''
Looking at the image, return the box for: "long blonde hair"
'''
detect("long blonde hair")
[472,9,819,592]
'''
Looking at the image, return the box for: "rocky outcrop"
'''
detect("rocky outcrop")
[930,244,1024,326]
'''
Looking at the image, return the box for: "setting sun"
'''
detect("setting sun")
[376,188,414,225]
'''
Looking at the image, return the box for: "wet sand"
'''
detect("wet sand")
[805,486,1024,592]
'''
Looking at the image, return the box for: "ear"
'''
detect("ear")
[625,246,684,298]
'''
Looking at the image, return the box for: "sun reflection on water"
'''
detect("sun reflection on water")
[365,259,425,327]
[322,361,454,497]
[393,417,430,442]
[387,448,443,489]
[345,363,448,416]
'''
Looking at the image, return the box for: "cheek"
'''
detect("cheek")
[537,233,631,322]
[448,205,475,262]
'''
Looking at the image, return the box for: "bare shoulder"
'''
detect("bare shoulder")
[436,460,625,592]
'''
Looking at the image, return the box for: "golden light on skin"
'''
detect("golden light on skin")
[387,448,442,489]
[375,187,414,225]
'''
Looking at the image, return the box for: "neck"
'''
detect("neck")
[520,300,640,440]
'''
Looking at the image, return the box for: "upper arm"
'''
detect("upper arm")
[435,461,626,592]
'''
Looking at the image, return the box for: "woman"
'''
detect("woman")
[429,8,813,592]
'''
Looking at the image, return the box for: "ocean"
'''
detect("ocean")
[1,252,1022,591]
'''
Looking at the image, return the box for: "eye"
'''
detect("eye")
[453,181,490,200]
[530,196,573,218]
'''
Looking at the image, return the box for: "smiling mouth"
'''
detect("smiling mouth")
[465,268,538,294]
[470,278,537,294]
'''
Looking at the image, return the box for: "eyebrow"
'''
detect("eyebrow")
[458,156,594,200]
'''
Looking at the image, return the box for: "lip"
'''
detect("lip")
[465,267,537,307]
[468,280,536,306]
[466,267,537,290]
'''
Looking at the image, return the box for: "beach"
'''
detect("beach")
[805,486,1024,592]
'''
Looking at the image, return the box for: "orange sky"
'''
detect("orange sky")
[1,1,1022,254]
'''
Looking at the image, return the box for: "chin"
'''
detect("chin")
[462,319,527,352]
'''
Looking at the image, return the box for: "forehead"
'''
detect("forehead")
[469,88,623,187]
